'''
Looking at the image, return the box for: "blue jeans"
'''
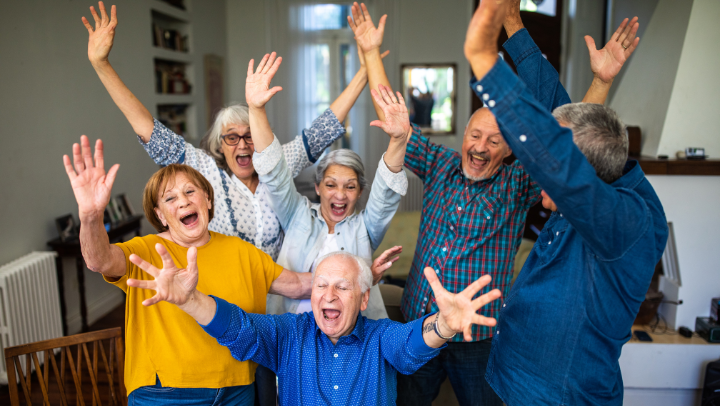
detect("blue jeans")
[396,339,502,406]
[129,376,254,406]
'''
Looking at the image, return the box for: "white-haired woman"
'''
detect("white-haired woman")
[246,52,411,319]
[82,2,387,260]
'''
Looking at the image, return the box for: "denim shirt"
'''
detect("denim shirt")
[253,136,408,320]
[202,297,442,405]
[476,61,668,405]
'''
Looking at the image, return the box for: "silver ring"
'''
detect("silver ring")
[621,43,628,49]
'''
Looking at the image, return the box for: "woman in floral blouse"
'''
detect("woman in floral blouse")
[82,2,386,260]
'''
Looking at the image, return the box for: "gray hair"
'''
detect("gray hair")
[199,103,250,171]
[552,103,628,184]
[314,149,367,190]
[313,252,373,293]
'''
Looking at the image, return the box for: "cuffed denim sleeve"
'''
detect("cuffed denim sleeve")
[475,60,648,260]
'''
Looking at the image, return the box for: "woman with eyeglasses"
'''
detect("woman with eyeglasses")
[82,2,387,261]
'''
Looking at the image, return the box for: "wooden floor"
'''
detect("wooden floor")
[0,302,126,405]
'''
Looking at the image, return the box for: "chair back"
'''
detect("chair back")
[4,327,126,406]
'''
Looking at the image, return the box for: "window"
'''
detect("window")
[402,64,457,134]
[520,0,557,17]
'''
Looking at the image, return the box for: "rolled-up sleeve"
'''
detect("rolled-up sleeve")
[302,108,346,163]
[377,153,408,196]
[253,136,283,176]
[139,118,187,165]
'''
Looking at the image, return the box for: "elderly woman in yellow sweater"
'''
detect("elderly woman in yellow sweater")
[62,136,313,405]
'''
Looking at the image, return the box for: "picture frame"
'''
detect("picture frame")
[401,63,457,135]
[55,214,78,242]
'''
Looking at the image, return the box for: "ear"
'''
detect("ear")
[503,145,513,159]
[359,289,371,312]
[154,207,167,227]
[205,192,212,210]
[314,183,320,196]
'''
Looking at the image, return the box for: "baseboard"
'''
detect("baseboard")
[66,289,125,335]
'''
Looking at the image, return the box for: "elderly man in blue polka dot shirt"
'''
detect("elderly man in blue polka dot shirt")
[127,248,502,405]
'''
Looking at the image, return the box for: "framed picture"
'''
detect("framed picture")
[401,63,457,135]
[55,214,78,242]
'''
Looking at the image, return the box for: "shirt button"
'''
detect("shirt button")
[496,331,500,334]
[560,214,563,217]
[476,84,483,92]
[488,100,496,108]
[548,241,552,245]
[483,93,490,101]
[337,232,340,235]
[486,215,491,220]
[458,206,462,211]
[334,353,338,358]
[519,135,527,142]
[436,269,440,274]
[503,303,506,307]
[442,247,447,252]
[341,247,344,250]
[556,232,559,236]
[334,385,339,390]
[450,226,454,231]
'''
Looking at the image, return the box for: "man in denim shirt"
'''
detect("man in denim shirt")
[463,2,668,405]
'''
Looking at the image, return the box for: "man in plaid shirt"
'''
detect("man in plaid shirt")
[350,1,634,404]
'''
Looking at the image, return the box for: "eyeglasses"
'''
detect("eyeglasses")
[221,133,253,146]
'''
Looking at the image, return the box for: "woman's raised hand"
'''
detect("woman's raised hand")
[369,84,411,140]
[127,244,199,307]
[371,246,403,285]
[63,135,119,219]
[585,17,640,84]
[82,1,117,67]
[246,52,283,109]
[347,2,387,53]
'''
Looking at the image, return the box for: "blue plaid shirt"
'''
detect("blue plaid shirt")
[202,296,442,405]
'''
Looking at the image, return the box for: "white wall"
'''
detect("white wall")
[0,0,226,334]
[608,0,694,157]
[560,0,605,103]
[656,0,720,158]
[646,176,720,329]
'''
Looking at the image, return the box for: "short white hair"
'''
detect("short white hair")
[199,103,250,171]
[313,252,372,293]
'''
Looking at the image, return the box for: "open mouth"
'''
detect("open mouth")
[330,203,347,216]
[322,309,341,321]
[469,153,488,169]
[180,212,198,226]
[235,154,251,167]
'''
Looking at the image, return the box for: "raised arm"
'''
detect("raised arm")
[246,53,283,153]
[63,136,126,279]
[582,17,640,104]
[466,0,648,259]
[348,2,390,121]
[126,244,293,373]
[82,2,154,141]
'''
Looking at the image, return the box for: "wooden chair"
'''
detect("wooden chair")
[4,327,127,406]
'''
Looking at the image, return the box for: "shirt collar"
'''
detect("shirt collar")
[612,159,645,190]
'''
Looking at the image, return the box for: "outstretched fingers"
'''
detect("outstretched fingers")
[266,55,283,78]
[110,4,117,26]
[81,135,95,174]
[370,88,388,108]
[126,278,156,291]
[82,16,94,33]
[471,288,502,310]
[247,59,255,77]
[155,243,178,272]
[262,52,277,74]
[128,253,160,278]
[98,1,109,26]
[360,3,373,24]
[610,18,628,42]
[62,155,77,181]
[89,5,101,29]
[472,313,497,328]
[255,53,270,74]
[424,267,447,297]
[72,142,85,174]
[460,274,492,300]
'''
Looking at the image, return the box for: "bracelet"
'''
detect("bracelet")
[386,163,404,168]
[433,312,456,340]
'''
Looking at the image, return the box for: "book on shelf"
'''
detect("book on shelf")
[152,23,188,52]
[155,60,192,94]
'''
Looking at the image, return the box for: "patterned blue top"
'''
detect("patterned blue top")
[202,296,443,406]
[139,109,345,260]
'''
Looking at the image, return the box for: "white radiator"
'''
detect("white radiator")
[399,170,424,212]
[0,251,63,384]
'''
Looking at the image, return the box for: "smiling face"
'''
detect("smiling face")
[220,122,255,181]
[311,255,369,344]
[314,164,361,231]
[462,108,512,181]
[154,172,212,247]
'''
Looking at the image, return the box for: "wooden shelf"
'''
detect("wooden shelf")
[152,47,192,63]
[634,156,720,176]
[151,1,189,22]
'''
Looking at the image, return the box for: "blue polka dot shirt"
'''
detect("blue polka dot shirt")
[202,296,443,405]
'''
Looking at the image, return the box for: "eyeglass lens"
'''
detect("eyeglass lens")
[222,134,253,145]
